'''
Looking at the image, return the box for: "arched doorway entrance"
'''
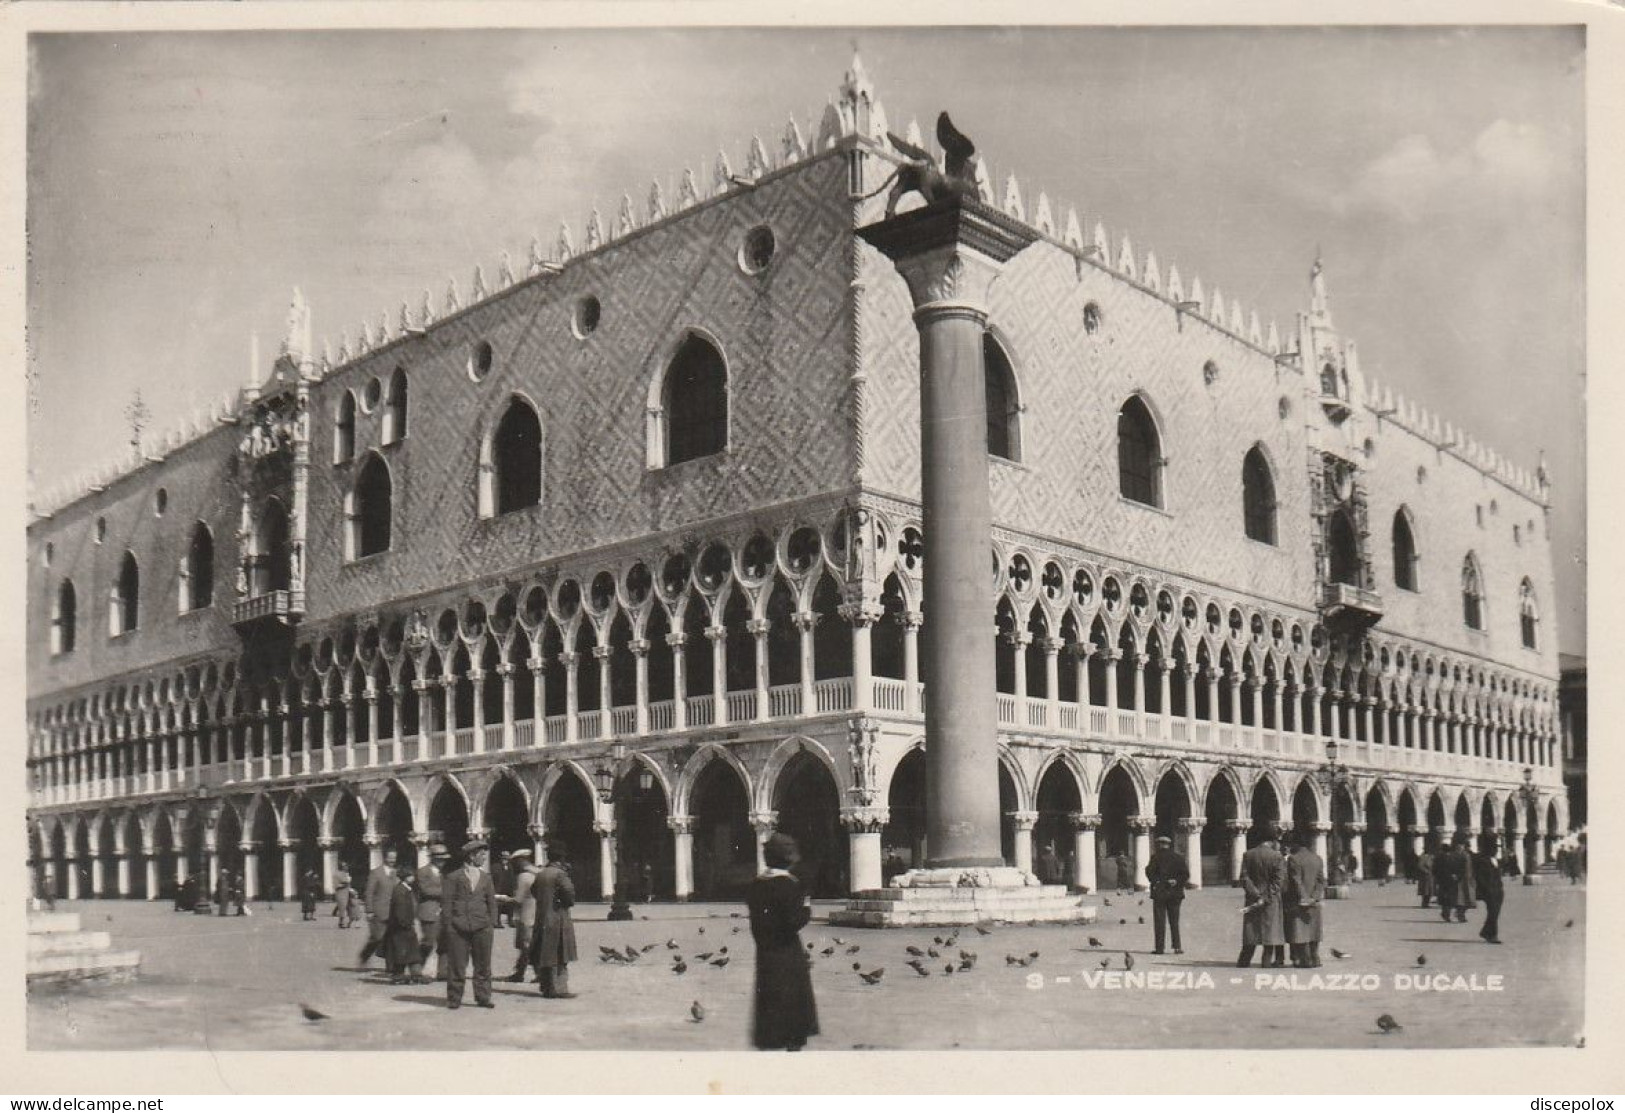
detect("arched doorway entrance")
[1329,783,1357,882]
[1249,776,1281,846]
[1035,761,1082,887]
[690,758,753,900]
[1453,795,1473,843]
[95,814,118,898]
[613,763,673,901]
[376,783,415,867]
[1203,772,1241,886]
[428,782,470,866]
[286,795,321,892]
[331,790,368,885]
[543,771,599,897]
[998,762,1018,866]
[1098,764,1139,892]
[1425,791,1447,852]
[1365,787,1391,880]
[72,819,93,900]
[884,748,926,872]
[214,804,244,899]
[486,775,532,860]
[249,800,279,899]
[1291,780,1320,845]
[151,811,176,900]
[1153,768,1192,841]
[49,822,68,900]
[772,751,843,898]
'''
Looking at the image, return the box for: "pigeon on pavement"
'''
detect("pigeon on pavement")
[710,956,730,968]
[1376,1014,1402,1033]
[300,1004,329,1022]
[1330,948,1350,960]
[690,1001,706,1023]
[1416,954,1427,967]
[1123,952,1134,971]
[859,968,885,985]
[1088,936,1103,947]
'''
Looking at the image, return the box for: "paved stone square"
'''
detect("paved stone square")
[29,879,1584,1052]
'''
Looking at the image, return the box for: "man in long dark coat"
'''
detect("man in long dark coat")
[1144,834,1190,955]
[1283,834,1327,968]
[359,846,398,968]
[299,869,321,921]
[748,833,818,1051]
[1432,839,1468,923]
[1473,837,1505,944]
[440,838,498,1009]
[1415,847,1435,907]
[1237,830,1286,968]
[528,847,578,998]
[385,867,425,984]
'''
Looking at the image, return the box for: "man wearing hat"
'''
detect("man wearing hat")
[439,837,499,1009]
[359,846,399,970]
[504,849,540,983]
[1237,826,1287,968]
[415,843,450,980]
[1144,832,1191,955]
[528,844,578,999]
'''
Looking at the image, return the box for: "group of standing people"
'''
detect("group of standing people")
[1413,835,1504,944]
[1235,828,1328,968]
[169,871,246,916]
[344,839,579,1008]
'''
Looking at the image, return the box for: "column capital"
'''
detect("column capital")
[666,814,694,836]
[1128,816,1157,834]
[278,838,301,851]
[745,619,771,636]
[493,663,515,678]
[526,823,546,841]
[1068,812,1102,831]
[590,645,612,661]
[791,611,818,632]
[664,632,687,649]
[1310,822,1333,834]
[902,611,925,630]
[1176,818,1205,834]
[316,836,341,850]
[238,840,260,854]
[703,625,727,643]
[628,639,650,656]
[591,820,615,838]
[858,199,1040,315]
[362,834,382,848]
[837,602,884,627]
[748,810,779,836]
[840,806,889,834]
[1344,822,1368,835]
[408,831,433,849]
[1225,819,1254,834]
[1007,809,1040,831]
[558,651,580,668]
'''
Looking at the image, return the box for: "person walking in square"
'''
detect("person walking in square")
[359,847,398,967]
[1237,828,1286,969]
[1283,831,1327,968]
[440,837,498,1009]
[528,846,578,999]
[1369,843,1392,884]
[748,833,818,1051]
[333,869,358,929]
[416,844,449,980]
[1415,847,1435,908]
[1144,834,1189,955]
[504,849,540,983]
[1432,838,1469,924]
[385,866,427,984]
[1473,837,1504,944]
[299,869,321,921]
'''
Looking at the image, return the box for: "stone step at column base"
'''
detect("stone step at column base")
[27,949,142,986]
[28,931,112,957]
[828,866,1099,928]
[28,912,83,934]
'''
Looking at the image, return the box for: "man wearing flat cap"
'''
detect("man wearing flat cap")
[1144,833,1190,955]
[439,837,499,1009]
[504,849,540,983]
[416,843,450,981]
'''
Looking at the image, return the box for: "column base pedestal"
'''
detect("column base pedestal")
[828,867,1099,928]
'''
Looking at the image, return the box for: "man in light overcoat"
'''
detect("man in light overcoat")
[1237,828,1286,968]
[1282,833,1327,968]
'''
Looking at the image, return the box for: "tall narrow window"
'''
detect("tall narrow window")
[181,523,215,611]
[984,333,1020,461]
[1461,555,1485,631]
[255,498,291,593]
[1241,445,1277,544]
[349,454,393,559]
[383,368,408,444]
[1117,395,1164,507]
[110,551,140,635]
[51,579,76,655]
[334,390,357,463]
[490,398,542,515]
[1392,508,1419,592]
[663,335,728,465]
[1519,579,1539,649]
[1326,511,1360,586]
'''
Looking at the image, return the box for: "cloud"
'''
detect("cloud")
[1330,119,1557,223]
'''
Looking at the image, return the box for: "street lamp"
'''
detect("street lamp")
[1315,739,1353,885]
[595,760,635,921]
[1517,767,1539,886]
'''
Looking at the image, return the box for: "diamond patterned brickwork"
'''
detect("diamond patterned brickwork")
[300,155,859,626]
[856,232,1558,681]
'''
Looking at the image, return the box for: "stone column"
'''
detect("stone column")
[65,853,80,900]
[706,625,728,726]
[1158,660,1173,728]
[527,824,547,866]
[842,807,888,893]
[318,836,340,894]
[748,618,772,722]
[561,652,580,743]
[1129,816,1155,890]
[1070,814,1100,893]
[365,833,383,871]
[630,641,650,736]
[1508,823,1528,875]
[414,681,433,755]
[842,602,879,713]
[205,828,221,896]
[281,840,299,901]
[793,614,816,715]
[1104,651,1121,714]
[91,856,106,898]
[593,820,617,901]
[240,842,260,902]
[1009,810,1038,873]
[1312,822,1331,867]
[527,660,545,742]
[903,612,923,714]
[749,811,778,875]
[1012,633,1031,701]
[593,647,615,739]
[1178,818,1204,889]
[1206,668,1221,724]
[1226,819,1251,883]
[1305,685,1322,739]
[859,199,1035,869]
[668,814,694,901]
[1345,822,1367,880]
[145,856,159,901]
[665,634,688,731]
[365,689,380,766]
[440,676,457,754]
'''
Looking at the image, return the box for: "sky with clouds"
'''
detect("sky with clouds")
[26,25,1586,653]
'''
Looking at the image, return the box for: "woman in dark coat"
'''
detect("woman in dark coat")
[748,833,819,1051]
[384,868,424,984]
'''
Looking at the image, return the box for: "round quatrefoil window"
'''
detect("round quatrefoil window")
[572,295,601,339]
[739,225,776,275]
[468,340,494,382]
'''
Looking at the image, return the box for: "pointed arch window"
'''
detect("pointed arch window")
[334,390,357,464]
[1326,510,1361,586]
[1117,395,1165,508]
[383,368,408,445]
[347,454,393,560]
[180,523,215,612]
[1461,555,1485,631]
[110,551,140,636]
[51,579,76,655]
[660,334,728,466]
[1518,578,1538,649]
[480,397,542,517]
[254,498,291,594]
[1241,445,1277,544]
[1392,508,1419,592]
[984,333,1021,461]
